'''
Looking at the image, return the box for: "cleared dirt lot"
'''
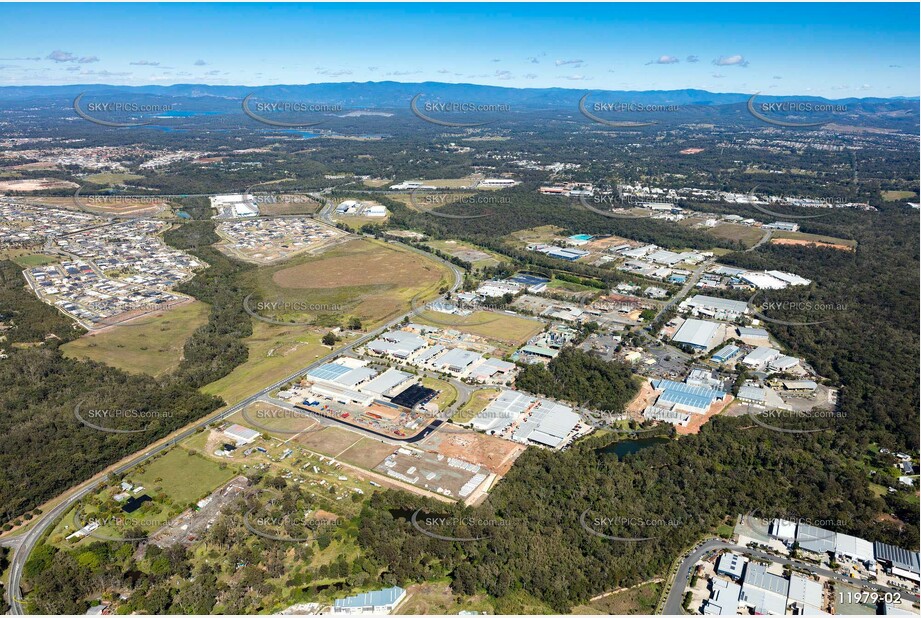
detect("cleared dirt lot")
[421,429,526,476]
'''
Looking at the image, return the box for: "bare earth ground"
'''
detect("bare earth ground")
[420,429,526,476]
[625,379,657,420]
[770,238,855,252]
[676,394,736,435]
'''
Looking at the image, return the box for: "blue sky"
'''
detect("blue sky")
[0,3,917,97]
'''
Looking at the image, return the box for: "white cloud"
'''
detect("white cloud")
[647,55,680,65]
[194,59,207,66]
[555,59,584,67]
[46,50,99,64]
[712,55,749,67]
[686,55,700,63]
[129,60,160,66]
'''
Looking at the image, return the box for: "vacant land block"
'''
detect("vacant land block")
[61,300,210,377]
[246,238,452,329]
[130,448,237,506]
[416,310,544,350]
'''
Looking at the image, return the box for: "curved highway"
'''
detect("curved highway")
[6,219,463,615]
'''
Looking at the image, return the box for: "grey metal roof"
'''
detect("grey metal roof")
[796,523,836,554]
[360,368,412,396]
[874,541,921,573]
[672,319,719,348]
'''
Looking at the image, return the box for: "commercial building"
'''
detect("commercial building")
[711,344,740,364]
[512,399,581,448]
[672,319,721,350]
[703,579,742,615]
[224,423,261,446]
[787,573,823,613]
[650,379,726,415]
[332,586,406,614]
[737,326,770,343]
[770,518,797,542]
[737,385,766,405]
[739,562,789,615]
[310,382,375,407]
[796,523,836,555]
[366,331,427,359]
[434,348,482,374]
[471,390,535,433]
[682,294,750,320]
[360,368,414,398]
[874,542,921,583]
[836,532,875,563]
[742,346,781,369]
[716,553,747,580]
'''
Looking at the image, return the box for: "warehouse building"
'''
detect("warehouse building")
[703,579,742,616]
[682,294,750,320]
[650,379,727,415]
[360,368,414,398]
[310,382,375,407]
[737,326,770,343]
[434,348,482,374]
[796,523,836,555]
[672,318,721,350]
[512,399,581,448]
[742,346,781,369]
[874,542,921,583]
[224,423,261,446]
[835,532,875,564]
[471,390,535,433]
[332,586,406,614]
[711,344,740,364]
[366,331,427,359]
[739,562,789,615]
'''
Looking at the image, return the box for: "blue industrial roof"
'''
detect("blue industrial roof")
[652,379,726,400]
[307,363,352,381]
[334,586,405,609]
[712,345,740,361]
[658,389,716,411]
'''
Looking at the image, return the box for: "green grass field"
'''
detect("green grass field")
[61,300,210,377]
[452,388,500,423]
[242,238,453,330]
[84,172,145,185]
[416,310,544,352]
[129,448,237,507]
[707,223,766,248]
[11,253,58,268]
[881,190,917,202]
[201,323,331,407]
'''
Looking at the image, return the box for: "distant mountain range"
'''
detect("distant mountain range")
[0,82,917,108]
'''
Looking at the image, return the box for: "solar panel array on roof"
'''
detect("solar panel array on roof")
[652,379,726,400]
[390,384,437,409]
[336,366,378,388]
[875,542,921,573]
[308,362,353,382]
[508,274,550,286]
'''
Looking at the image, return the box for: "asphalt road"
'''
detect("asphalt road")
[6,224,463,615]
[662,539,920,615]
